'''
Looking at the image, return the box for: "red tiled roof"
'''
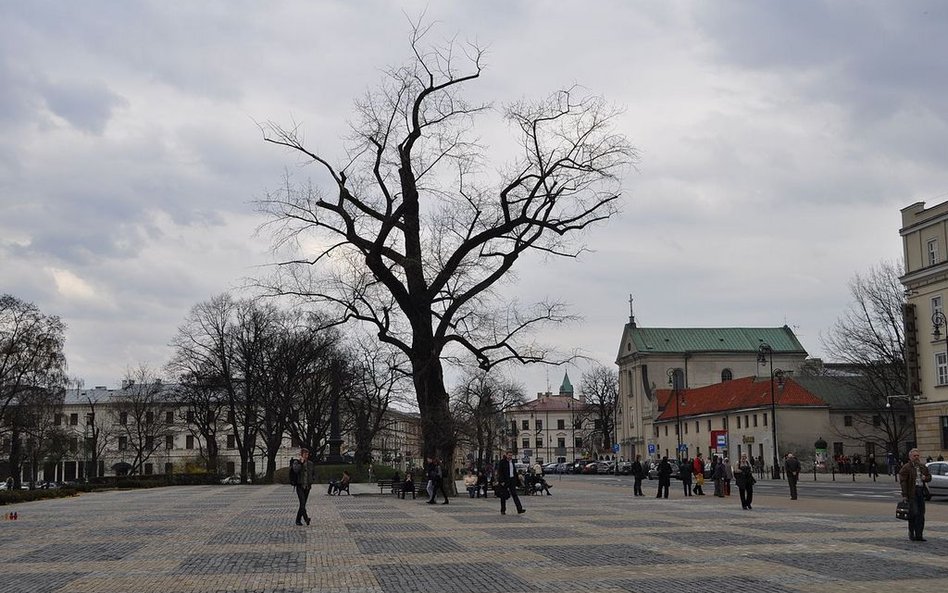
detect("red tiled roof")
[655,376,826,421]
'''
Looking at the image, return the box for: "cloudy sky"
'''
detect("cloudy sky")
[3,1,947,394]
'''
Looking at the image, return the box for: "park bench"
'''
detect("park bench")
[376,479,399,494]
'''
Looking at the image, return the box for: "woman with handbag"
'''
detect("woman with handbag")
[899,448,933,541]
[734,453,756,510]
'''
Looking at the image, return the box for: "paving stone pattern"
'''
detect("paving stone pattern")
[1,483,948,593]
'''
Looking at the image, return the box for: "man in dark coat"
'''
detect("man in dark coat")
[292,448,315,525]
[784,452,802,500]
[656,456,672,499]
[899,448,933,541]
[496,451,525,515]
[631,454,645,496]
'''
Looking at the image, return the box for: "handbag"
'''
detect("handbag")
[896,500,910,521]
[493,483,509,499]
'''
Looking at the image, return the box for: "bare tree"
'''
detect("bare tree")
[168,370,226,473]
[579,365,618,455]
[344,339,407,468]
[72,380,116,479]
[112,366,173,475]
[1,295,68,487]
[451,370,525,469]
[821,261,912,454]
[257,23,636,476]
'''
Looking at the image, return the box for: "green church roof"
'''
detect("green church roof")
[560,371,573,394]
[627,325,806,355]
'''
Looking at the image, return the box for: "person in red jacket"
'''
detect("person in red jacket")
[692,453,705,496]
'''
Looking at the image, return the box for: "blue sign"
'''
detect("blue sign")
[716,434,728,447]
[612,443,620,453]
[648,443,656,454]
[678,444,688,452]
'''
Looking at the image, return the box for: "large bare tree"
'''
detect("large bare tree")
[1,294,68,486]
[258,24,635,475]
[579,365,618,455]
[821,261,913,454]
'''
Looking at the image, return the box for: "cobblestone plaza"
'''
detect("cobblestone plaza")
[2,479,947,593]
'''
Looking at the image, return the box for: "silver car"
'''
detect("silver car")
[926,461,948,496]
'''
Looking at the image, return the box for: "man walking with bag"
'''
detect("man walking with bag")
[899,448,933,541]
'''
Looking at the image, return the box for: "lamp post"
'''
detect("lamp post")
[667,368,682,460]
[757,344,784,479]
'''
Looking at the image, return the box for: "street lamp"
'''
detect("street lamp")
[757,344,784,479]
[667,368,683,460]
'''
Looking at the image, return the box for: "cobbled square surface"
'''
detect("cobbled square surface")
[752,552,948,580]
[15,542,144,563]
[370,561,533,593]
[173,551,305,575]
[529,543,676,566]
[355,535,466,554]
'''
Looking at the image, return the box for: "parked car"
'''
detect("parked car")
[555,462,570,474]
[617,461,632,475]
[647,460,681,480]
[927,461,948,496]
[541,462,559,474]
[581,461,600,474]
[220,475,242,485]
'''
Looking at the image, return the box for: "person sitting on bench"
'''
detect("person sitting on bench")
[399,473,415,499]
[327,470,351,495]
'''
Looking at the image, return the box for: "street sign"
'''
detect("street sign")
[716,434,728,447]
[612,443,620,453]
[648,443,656,455]
[677,444,688,452]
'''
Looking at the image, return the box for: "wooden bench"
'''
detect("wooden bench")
[376,479,398,494]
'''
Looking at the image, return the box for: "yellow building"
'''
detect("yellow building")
[900,200,948,458]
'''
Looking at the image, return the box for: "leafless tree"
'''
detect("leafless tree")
[820,261,912,454]
[451,370,525,469]
[257,22,636,475]
[111,365,173,475]
[579,365,618,455]
[167,370,226,474]
[344,339,408,468]
[1,295,68,487]
[71,380,116,479]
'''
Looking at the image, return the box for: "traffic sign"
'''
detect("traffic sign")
[612,443,620,453]
[648,443,656,454]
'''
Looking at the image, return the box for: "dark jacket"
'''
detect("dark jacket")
[497,458,518,484]
[631,460,644,479]
[899,460,932,499]
[657,458,672,480]
[734,462,754,488]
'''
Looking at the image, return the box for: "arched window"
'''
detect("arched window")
[721,368,733,382]
[669,368,685,390]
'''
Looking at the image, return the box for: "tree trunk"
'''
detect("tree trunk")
[412,351,456,495]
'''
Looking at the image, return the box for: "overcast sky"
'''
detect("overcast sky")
[3,1,947,394]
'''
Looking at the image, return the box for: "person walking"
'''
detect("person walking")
[734,453,756,510]
[680,457,693,496]
[722,457,733,496]
[784,452,801,500]
[899,448,933,541]
[291,448,315,525]
[631,454,645,496]
[426,457,449,504]
[712,457,725,497]
[656,456,672,499]
[497,451,525,515]
[692,453,705,495]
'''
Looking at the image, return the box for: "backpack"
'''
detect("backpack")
[289,458,302,486]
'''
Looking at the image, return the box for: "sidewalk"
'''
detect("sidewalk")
[1,480,947,593]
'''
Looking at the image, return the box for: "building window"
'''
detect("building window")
[670,368,685,390]
[186,410,195,423]
[707,419,711,431]
[146,411,154,425]
[69,438,78,453]
[145,436,154,450]
[54,414,62,426]
[753,415,758,427]
[164,462,173,474]
[574,437,582,448]
[844,415,853,427]
[833,442,844,456]
[684,423,688,435]
[763,413,768,427]
[86,413,94,426]
[941,417,948,449]
[557,419,565,430]
[929,238,939,266]
[165,435,174,450]
[522,420,529,430]
[144,463,153,475]
[227,435,236,449]
[557,437,566,448]
[721,369,733,382]
[535,419,543,430]
[536,438,543,448]
[745,415,749,428]
[119,411,128,425]
[118,436,128,451]
[695,421,700,433]
[226,461,235,475]
[227,410,235,425]
[165,411,174,424]
[522,438,529,449]
[186,435,195,449]
[664,426,668,436]
[70,413,78,426]
[933,295,944,320]
[737,416,742,429]
[937,352,948,386]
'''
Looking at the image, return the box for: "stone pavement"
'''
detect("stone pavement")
[2,479,947,593]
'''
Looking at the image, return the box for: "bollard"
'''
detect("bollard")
[831,467,835,481]
[852,469,856,482]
